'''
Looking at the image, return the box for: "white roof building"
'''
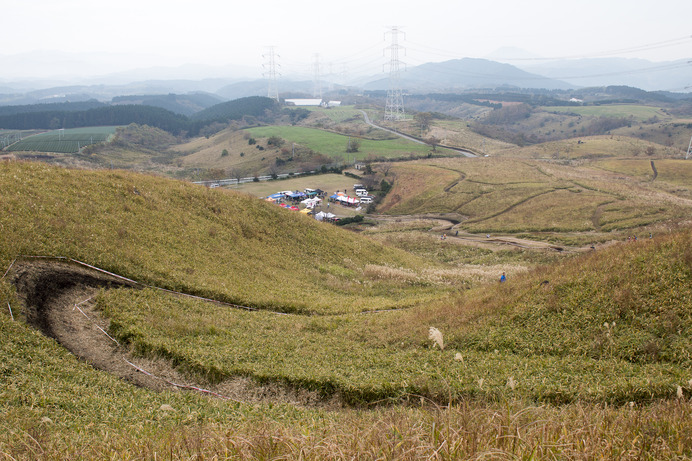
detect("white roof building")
[285,99,323,106]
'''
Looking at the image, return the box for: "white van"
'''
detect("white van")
[360,196,373,204]
[355,189,368,197]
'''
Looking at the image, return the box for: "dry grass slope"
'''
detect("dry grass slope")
[1,160,692,459]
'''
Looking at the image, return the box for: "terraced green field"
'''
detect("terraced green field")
[6,126,117,153]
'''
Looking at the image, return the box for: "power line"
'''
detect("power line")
[312,53,322,99]
[405,35,692,62]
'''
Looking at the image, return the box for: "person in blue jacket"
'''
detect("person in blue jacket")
[500,272,506,282]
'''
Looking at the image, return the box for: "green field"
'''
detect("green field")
[299,105,366,123]
[6,126,117,153]
[246,125,442,160]
[542,104,667,121]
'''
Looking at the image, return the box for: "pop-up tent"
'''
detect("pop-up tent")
[301,197,322,208]
[336,195,359,205]
[315,211,337,221]
[287,192,306,200]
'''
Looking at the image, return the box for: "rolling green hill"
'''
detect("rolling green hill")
[1,160,691,458]
[0,161,438,314]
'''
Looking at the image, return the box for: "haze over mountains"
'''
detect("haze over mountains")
[1,48,690,106]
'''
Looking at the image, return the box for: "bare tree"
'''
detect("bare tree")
[426,136,441,152]
[414,112,433,134]
[230,168,245,185]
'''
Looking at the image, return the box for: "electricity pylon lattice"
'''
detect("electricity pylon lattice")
[686,135,692,160]
[384,26,405,121]
[312,54,322,100]
[262,46,280,102]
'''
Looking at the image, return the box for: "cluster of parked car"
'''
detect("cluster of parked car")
[353,184,375,203]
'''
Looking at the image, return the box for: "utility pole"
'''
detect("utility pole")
[312,53,322,100]
[262,46,280,102]
[686,135,692,160]
[384,26,406,121]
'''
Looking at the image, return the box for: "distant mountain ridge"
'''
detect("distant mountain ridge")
[518,57,692,92]
[1,56,690,109]
[362,58,575,92]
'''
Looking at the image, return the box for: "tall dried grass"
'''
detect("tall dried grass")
[4,399,690,459]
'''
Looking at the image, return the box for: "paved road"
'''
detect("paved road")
[358,110,477,158]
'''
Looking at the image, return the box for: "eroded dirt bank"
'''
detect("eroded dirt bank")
[8,259,343,408]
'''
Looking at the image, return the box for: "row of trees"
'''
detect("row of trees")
[0,97,281,138]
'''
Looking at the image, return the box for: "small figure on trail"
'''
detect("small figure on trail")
[486,234,490,239]
[649,233,653,239]
[455,230,459,237]
[500,272,506,283]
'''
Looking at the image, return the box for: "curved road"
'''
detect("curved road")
[358,110,476,158]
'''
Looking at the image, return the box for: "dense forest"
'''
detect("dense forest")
[0,100,106,116]
[0,96,279,136]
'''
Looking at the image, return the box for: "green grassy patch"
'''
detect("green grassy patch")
[246,126,438,160]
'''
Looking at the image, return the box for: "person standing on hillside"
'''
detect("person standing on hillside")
[500,272,506,283]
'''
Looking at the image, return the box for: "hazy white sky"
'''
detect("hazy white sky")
[3,0,691,79]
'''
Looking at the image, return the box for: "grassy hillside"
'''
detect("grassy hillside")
[1,161,691,458]
[0,161,443,314]
[2,309,690,458]
[498,135,682,159]
[93,225,692,404]
[543,104,668,121]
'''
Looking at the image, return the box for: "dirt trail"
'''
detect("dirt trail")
[8,259,343,408]
[370,214,576,252]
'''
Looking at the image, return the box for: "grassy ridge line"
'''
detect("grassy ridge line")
[0,161,442,315]
[94,228,692,405]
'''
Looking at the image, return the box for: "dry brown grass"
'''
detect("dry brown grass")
[8,399,690,459]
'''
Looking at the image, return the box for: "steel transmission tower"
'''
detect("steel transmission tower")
[686,135,692,160]
[262,46,280,102]
[384,26,406,121]
[312,53,322,100]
